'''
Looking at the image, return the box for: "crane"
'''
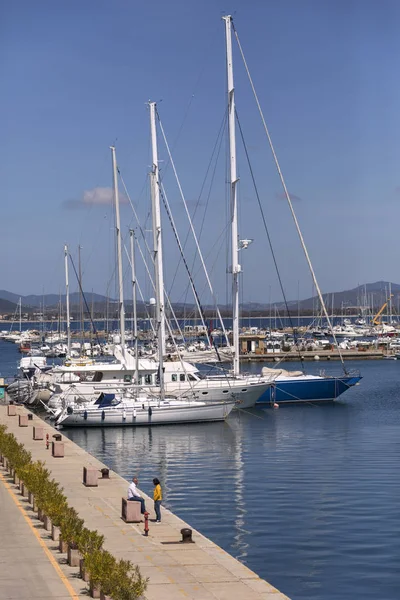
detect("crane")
[372,294,394,325]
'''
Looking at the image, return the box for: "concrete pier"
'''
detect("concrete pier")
[0,405,290,600]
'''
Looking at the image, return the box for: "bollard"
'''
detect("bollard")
[33,426,44,440]
[144,511,149,537]
[19,414,28,427]
[28,413,33,421]
[180,528,194,543]
[100,468,110,479]
[46,434,50,450]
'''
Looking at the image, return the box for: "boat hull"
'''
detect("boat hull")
[257,375,362,405]
[56,400,234,427]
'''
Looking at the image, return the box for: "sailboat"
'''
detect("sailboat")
[222,15,362,405]
[54,145,235,427]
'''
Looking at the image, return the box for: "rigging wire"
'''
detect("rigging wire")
[235,110,305,371]
[155,110,231,351]
[232,19,347,374]
[68,252,102,350]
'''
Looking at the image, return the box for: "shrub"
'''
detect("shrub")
[60,506,84,547]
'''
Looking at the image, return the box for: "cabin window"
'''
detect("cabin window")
[145,374,152,385]
[241,388,248,392]
[202,391,208,395]
[223,390,229,394]
[188,374,196,381]
[92,372,103,382]
[180,374,185,382]
[172,374,177,382]
[124,375,132,383]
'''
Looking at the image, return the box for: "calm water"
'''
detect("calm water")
[1,340,400,600]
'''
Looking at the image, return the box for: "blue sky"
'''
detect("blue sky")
[2,0,400,305]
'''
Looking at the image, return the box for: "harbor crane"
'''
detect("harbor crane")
[372,295,394,325]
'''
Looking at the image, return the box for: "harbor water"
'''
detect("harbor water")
[1,340,399,600]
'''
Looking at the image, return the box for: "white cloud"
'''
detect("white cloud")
[83,187,114,205]
[63,186,128,209]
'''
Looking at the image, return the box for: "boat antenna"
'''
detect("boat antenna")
[231,18,348,374]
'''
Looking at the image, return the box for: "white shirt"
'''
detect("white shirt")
[128,481,141,499]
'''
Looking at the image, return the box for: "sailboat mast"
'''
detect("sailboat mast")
[64,245,71,356]
[19,297,22,333]
[78,245,84,346]
[110,146,126,355]
[149,102,166,373]
[130,229,139,386]
[223,15,240,377]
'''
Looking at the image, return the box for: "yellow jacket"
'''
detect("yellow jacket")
[153,484,162,501]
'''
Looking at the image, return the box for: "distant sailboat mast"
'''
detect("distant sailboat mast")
[64,244,71,357]
[110,145,126,358]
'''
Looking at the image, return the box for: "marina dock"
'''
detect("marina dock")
[240,349,385,361]
[0,404,290,600]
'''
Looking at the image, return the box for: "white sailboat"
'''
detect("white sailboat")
[54,146,235,427]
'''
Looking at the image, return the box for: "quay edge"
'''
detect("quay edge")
[0,402,290,600]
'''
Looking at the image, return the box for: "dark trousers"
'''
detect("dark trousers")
[154,500,162,521]
[128,496,146,514]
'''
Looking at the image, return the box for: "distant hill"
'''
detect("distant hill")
[292,281,400,312]
[0,290,112,309]
[0,298,20,313]
[0,281,398,316]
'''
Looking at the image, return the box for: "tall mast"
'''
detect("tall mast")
[19,297,22,333]
[130,229,139,386]
[78,246,83,345]
[223,15,240,377]
[110,146,126,356]
[149,102,166,382]
[64,244,71,356]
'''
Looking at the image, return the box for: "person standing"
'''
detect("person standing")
[153,478,162,523]
[127,477,146,514]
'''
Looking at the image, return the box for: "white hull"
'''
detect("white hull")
[56,399,234,427]
[47,379,272,411]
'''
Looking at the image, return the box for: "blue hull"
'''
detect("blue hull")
[257,376,362,404]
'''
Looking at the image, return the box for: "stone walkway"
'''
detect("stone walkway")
[0,405,290,600]
[0,469,84,599]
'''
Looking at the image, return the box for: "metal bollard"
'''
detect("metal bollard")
[180,528,194,543]
[144,511,149,536]
[46,434,50,450]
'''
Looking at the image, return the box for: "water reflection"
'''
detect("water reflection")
[63,361,400,600]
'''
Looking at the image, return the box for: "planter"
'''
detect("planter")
[13,473,20,486]
[52,524,60,542]
[21,483,28,497]
[43,515,52,531]
[7,405,16,416]
[80,558,90,582]
[28,491,34,504]
[37,508,44,522]
[67,545,81,567]
[100,593,112,600]
[59,535,68,554]
[89,582,101,598]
